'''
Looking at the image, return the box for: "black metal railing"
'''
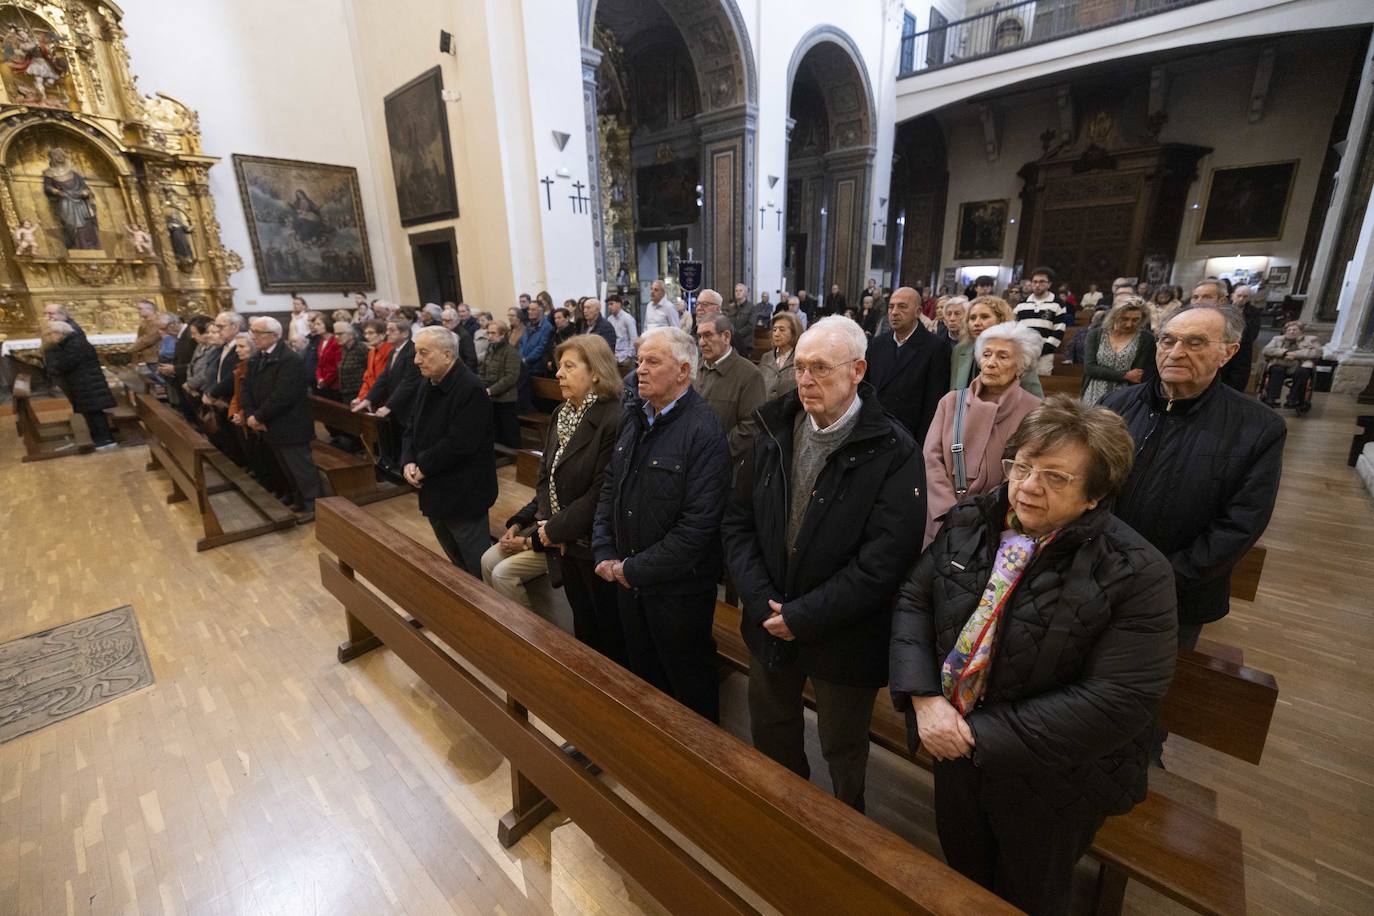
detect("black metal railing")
[898,0,1211,77]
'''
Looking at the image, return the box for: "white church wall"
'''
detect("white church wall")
[119,0,398,316]
[749,2,903,299]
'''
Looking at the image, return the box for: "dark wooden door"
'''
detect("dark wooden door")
[408,228,462,305]
[1034,203,1133,296]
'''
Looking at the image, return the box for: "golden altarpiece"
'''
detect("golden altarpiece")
[0,0,240,339]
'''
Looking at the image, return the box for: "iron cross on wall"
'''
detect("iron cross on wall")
[569,181,590,214]
[540,176,554,211]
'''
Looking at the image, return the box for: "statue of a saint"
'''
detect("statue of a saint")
[163,208,194,261]
[42,147,100,250]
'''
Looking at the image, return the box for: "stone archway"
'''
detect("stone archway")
[578,0,757,299]
[784,26,877,308]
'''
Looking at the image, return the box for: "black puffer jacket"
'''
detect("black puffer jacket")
[1102,377,1285,624]
[722,386,924,687]
[592,387,730,594]
[45,332,115,413]
[890,488,1177,820]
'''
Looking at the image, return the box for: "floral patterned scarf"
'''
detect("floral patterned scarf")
[942,510,1056,714]
[548,394,596,516]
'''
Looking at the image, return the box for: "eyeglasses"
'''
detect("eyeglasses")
[793,358,856,380]
[1002,459,1080,491]
[1157,334,1217,352]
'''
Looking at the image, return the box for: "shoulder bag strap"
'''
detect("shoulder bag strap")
[951,388,971,497]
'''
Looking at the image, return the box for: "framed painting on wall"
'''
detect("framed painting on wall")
[954,199,1008,259]
[1197,161,1297,244]
[1268,265,1292,287]
[232,154,375,293]
[384,66,459,227]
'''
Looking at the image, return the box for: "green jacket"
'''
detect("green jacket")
[480,339,521,403]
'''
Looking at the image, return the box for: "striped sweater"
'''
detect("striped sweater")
[1015,294,1067,356]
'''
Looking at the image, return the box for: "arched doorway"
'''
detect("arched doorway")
[784,28,876,310]
[889,114,948,293]
[578,0,756,305]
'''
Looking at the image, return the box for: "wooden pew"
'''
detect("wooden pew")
[11,373,92,461]
[712,600,1272,916]
[136,393,297,550]
[306,395,409,505]
[317,497,1014,916]
[518,376,563,446]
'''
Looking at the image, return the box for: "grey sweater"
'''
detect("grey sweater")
[787,397,863,549]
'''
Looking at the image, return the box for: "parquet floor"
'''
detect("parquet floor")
[1,391,1371,915]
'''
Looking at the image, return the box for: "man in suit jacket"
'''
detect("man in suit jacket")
[353,317,421,468]
[401,326,498,577]
[863,287,951,444]
[239,316,321,515]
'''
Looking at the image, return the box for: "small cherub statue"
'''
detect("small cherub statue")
[126,223,154,257]
[11,219,38,256]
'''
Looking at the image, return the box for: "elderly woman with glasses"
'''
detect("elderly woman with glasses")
[922,322,1043,549]
[890,396,1177,915]
[951,296,1044,396]
[1081,297,1156,406]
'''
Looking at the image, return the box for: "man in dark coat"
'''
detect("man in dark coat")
[240,316,322,514]
[593,326,731,722]
[1218,283,1262,392]
[401,327,497,577]
[42,321,117,449]
[822,283,847,317]
[723,315,924,811]
[1103,304,1285,644]
[1103,303,1285,762]
[580,298,618,354]
[354,318,420,470]
[863,286,951,443]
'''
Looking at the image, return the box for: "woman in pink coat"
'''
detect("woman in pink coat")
[922,322,1043,548]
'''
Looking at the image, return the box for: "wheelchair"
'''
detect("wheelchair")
[1259,361,1314,415]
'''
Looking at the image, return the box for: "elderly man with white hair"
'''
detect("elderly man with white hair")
[42,320,118,450]
[239,315,322,516]
[592,325,732,722]
[922,322,1043,549]
[722,315,924,810]
[401,325,497,577]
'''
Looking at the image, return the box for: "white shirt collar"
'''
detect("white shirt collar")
[894,327,915,347]
[705,347,734,369]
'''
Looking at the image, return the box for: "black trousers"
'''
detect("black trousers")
[934,757,1105,916]
[747,655,876,811]
[83,411,114,446]
[558,554,627,668]
[272,441,322,510]
[618,585,719,722]
[492,402,520,448]
[1263,364,1313,406]
[429,514,492,578]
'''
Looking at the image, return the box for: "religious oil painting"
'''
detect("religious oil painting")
[384,66,459,227]
[1198,161,1297,244]
[955,199,1008,260]
[1,12,77,111]
[233,154,375,292]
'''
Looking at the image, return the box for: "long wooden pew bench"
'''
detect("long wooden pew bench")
[306,395,410,505]
[318,497,1015,916]
[12,372,139,461]
[517,375,563,447]
[711,598,1275,916]
[136,392,297,549]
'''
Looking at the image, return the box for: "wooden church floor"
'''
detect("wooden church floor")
[1,391,1371,915]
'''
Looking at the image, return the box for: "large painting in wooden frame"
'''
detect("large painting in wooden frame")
[384,66,459,227]
[232,154,375,293]
[954,198,1008,260]
[1197,161,1297,244]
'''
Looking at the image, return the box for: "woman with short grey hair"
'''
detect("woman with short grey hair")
[921,321,1043,548]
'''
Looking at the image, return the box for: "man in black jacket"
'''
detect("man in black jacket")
[723,316,924,810]
[1218,283,1262,392]
[353,318,420,468]
[593,326,731,722]
[1103,304,1285,648]
[863,286,951,443]
[240,316,321,515]
[401,327,497,577]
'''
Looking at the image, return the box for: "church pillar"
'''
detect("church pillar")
[581,45,606,287]
[697,103,756,293]
[1303,31,1374,328]
[1326,180,1374,395]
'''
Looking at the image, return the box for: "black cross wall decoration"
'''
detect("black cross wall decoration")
[569,181,590,214]
[540,176,554,211]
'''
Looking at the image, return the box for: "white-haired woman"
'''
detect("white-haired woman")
[922,321,1043,548]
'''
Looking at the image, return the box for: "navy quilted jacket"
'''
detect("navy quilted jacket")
[592,386,730,594]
